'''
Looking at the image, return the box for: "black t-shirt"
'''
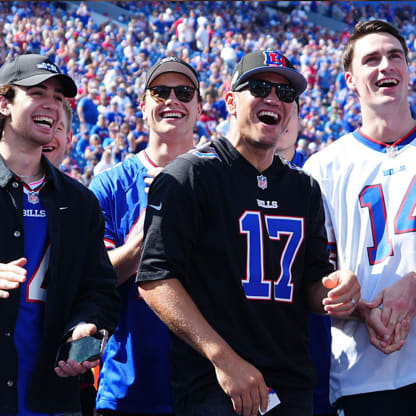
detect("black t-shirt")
[137,137,333,401]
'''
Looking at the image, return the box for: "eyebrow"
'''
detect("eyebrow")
[362,47,404,59]
[26,83,65,95]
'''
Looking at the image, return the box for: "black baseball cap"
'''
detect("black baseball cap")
[145,57,199,89]
[231,50,307,97]
[0,54,77,97]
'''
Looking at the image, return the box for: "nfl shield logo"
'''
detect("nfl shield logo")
[257,175,268,190]
[28,192,39,205]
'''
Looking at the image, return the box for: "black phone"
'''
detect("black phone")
[55,330,108,365]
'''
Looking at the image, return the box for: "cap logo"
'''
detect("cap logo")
[160,57,180,64]
[37,62,60,74]
[264,51,286,68]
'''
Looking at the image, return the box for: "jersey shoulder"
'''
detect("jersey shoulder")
[90,154,146,195]
[164,139,225,180]
[304,133,353,176]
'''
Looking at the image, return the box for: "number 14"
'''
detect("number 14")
[359,176,416,265]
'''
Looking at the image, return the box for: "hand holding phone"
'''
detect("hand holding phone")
[55,329,108,366]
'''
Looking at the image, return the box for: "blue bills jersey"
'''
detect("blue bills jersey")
[89,151,173,414]
[6,179,50,416]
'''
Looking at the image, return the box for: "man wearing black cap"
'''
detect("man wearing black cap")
[89,56,201,416]
[136,50,360,416]
[0,54,119,414]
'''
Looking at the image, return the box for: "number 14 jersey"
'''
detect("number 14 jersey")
[304,128,416,404]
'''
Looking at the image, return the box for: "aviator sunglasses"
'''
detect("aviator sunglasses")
[147,85,196,103]
[235,79,297,103]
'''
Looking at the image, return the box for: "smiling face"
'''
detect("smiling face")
[141,72,201,142]
[345,32,409,111]
[226,72,296,154]
[42,101,72,167]
[0,77,64,149]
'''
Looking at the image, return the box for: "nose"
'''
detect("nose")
[379,55,392,72]
[264,87,282,105]
[164,88,177,103]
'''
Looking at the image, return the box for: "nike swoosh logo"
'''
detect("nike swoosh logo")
[149,203,162,211]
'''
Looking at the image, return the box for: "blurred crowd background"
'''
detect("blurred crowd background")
[2,0,416,184]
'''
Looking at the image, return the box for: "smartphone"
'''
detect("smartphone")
[55,330,108,365]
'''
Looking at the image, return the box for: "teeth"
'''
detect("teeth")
[376,78,398,87]
[161,111,183,119]
[34,116,53,127]
[257,110,280,125]
[258,111,278,120]
[42,146,54,152]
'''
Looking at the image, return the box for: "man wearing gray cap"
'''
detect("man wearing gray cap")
[136,50,360,416]
[0,54,119,415]
[90,56,201,416]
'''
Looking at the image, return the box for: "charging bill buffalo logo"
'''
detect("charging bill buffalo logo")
[263,51,287,67]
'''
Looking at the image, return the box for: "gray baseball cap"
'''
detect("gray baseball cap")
[0,54,77,97]
[145,56,199,89]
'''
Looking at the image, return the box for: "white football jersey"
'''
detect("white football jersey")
[304,128,416,403]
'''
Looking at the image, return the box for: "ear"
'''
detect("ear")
[65,131,73,151]
[140,99,147,121]
[225,91,237,117]
[196,99,202,121]
[0,95,11,117]
[345,71,356,93]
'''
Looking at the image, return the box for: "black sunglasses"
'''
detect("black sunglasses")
[235,79,297,103]
[147,85,196,103]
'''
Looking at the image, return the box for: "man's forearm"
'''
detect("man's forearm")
[138,278,233,361]
[108,236,142,286]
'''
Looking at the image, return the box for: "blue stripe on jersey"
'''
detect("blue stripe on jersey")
[353,125,416,153]
[11,183,50,416]
[192,146,221,160]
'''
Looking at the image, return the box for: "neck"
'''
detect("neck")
[145,134,194,167]
[0,136,44,180]
[360,103,415,142]
[227,129,275,173]
[276,146,295,162]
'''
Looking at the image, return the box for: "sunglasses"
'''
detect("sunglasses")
[235,79,297,103]
[147,85,196,103]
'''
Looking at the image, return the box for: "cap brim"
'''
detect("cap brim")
[236,66,307,96]
[147,62,199,89]
[13,73,77,98]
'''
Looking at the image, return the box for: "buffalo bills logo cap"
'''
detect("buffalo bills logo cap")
[145,56,200,89]
[231,50,307,96]
[0,54,77,97]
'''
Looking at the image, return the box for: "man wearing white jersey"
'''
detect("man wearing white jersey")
[304,20,416,415]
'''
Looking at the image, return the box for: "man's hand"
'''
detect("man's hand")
[54,323,99,377]
[365,271,416,329]
[0,258,27,298]
[213,352,269,416]
[359,301,410,354]
[322,269,361,317]
[358,272,416,353]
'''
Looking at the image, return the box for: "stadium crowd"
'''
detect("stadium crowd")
[1,0,416,183]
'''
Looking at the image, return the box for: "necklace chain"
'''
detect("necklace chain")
[15,167,43,180]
